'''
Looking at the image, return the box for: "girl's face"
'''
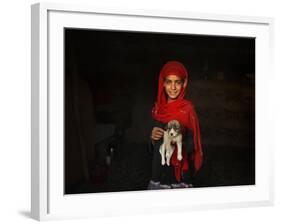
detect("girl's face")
[163,75,184,101]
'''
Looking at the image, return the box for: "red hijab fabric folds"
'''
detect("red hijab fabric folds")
[152,61,203,181]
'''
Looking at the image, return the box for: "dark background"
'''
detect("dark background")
[64,28,255,194]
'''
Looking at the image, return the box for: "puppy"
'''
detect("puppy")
[159,120,183,166]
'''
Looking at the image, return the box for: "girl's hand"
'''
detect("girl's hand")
[151,127,165,143]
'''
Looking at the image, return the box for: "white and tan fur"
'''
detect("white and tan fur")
[159,120,183,166]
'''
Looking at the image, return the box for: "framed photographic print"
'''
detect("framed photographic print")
[31,2,274,221]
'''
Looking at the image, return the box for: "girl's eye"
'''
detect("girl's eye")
[176,81,182,85]
[165,80,171,84]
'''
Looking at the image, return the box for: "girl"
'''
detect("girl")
[148,61,203,189]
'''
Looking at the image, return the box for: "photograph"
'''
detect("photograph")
[64,28,255,194]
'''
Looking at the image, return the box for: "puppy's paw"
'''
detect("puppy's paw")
[177,154,182,161]
[161,159,165,166]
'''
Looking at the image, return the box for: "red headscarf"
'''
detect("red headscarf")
[152,61,203,181]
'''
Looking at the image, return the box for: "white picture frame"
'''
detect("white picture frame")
[31,2,274,221]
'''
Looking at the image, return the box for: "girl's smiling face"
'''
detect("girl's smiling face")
[163,75,184,102]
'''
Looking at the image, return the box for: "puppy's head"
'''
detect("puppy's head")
[166,120,181,138]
